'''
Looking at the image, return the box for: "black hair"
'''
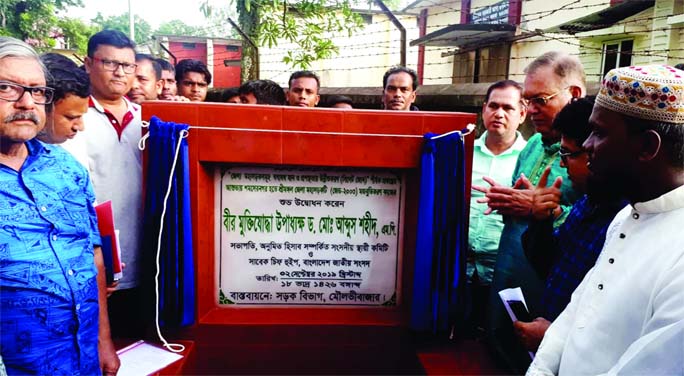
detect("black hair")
[238,80,285,105]
[382,66,418,91]
[288,70,320,90]
[175,59,212,85]
[221,87,240,102]
[87,29,135,57]
[41,53,90,108]
[135,53,161,80]
[674,63,684,71]
[40,53,78,70]
[484,79,523,104]
[552,97,595,145]
[155,58,175,73]
[326,95,353,107]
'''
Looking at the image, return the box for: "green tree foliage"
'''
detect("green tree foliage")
[156,20,206,37]
[56,17,97,54]
[91,12,153,45]
[201,0,365,75]
[0,0,82,48]
[258,0,364,69]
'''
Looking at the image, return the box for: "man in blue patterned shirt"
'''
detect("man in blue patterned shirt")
[512,98,627,352]
[0,37,119,375]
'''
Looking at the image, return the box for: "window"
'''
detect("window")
[602,39,633,77]
[452,43,510,84]
[182,42,196,49]
[360,14,373,25]
[225,45,239,52]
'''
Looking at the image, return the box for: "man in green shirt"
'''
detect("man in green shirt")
[466,80,528,334]
[474,51,585,372]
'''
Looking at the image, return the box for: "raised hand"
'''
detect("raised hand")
[474,175,535,217]
[473,176,503,215]
[528,167,563,220]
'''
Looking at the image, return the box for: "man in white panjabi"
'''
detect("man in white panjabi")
[527,65,684,375]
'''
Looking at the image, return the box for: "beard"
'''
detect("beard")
[586,171,629,203]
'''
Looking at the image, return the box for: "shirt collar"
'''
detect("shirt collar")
[542,139,560,154]
[89,95,140,114]
[475,131,527,156]
[25,138,49,157]
[633,184,684,214]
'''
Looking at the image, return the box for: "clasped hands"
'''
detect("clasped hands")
[473,166,562,220]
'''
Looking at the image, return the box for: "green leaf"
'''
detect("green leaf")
[215,0,364,73]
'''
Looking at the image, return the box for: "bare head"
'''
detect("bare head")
[523,51,586,143]
[0,37,50,146]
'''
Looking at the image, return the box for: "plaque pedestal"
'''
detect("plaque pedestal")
[142,103,476,373]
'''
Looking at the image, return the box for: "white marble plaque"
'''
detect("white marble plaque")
[216,166,404,306]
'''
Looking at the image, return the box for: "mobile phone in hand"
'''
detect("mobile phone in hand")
[507,299,532,322]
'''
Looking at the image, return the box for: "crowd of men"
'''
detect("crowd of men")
[0,28,419,375]
[0,26,682,375]
[112,43,420,111]
[468,52,684,374]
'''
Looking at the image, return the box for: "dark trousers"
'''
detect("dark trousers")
[461,272,491,339]
[107,287,147,340]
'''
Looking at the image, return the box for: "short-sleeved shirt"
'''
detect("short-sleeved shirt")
[0,139,101,375]
[468,131,527,284]
[82,95,143,289]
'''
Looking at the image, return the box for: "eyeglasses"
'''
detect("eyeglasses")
[558,148,585,164]
[92,57,137,74]
[525,87,569,107]
[0,80,54,105]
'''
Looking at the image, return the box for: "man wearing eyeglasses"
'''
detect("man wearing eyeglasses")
[475,51,584,373]
[82,29,147,340]
[529,65,684,375]
[511,98,627,355]
[0,36,119,375]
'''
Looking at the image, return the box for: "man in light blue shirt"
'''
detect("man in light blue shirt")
[0,36,118,375]
[466,80,527,333]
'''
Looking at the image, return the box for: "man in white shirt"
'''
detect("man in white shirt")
[527,65,684,375]
[82,29,145,339]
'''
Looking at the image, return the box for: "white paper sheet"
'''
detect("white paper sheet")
[498,287,535,360]
[113,229,123,280]
[116,341,183,376]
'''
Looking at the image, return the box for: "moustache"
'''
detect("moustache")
[4,111,40,125]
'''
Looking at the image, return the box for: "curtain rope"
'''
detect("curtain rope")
[153,128,189,353]
[139,122,475,150]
